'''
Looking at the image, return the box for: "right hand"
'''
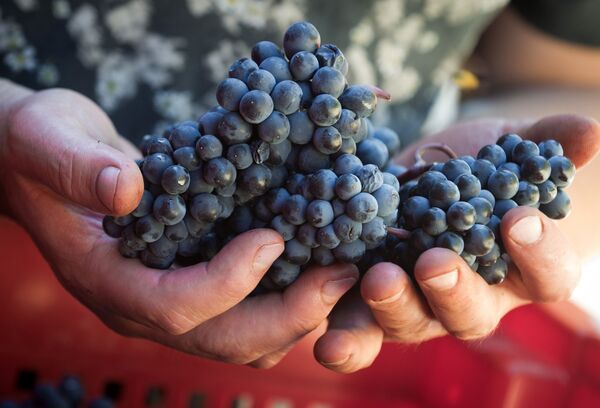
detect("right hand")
[0,82,358,368]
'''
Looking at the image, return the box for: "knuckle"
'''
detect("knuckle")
[451,321,498,341]
[152,308,199,335]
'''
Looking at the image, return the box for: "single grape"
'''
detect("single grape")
[164,221,188,242]
[459,155,476,167]
[537,179,558,204]
[455,173,482,201]
[238,164,272,195]
[228,57,258,82]
[173,146,201,170]
[333,214,363,243]
[415,171,447,197]
[468,196,493,225]
[336,136,357,156]
[184,214,213,238]
[246,69,277,93]
[317,224,341,248]
[514,181,540,206]
[268,139,292,166]
[259,56,293,82]
[374,127,401,156]
[346,192,378,223]
[461,251,476,266]
[216,78,248,111]
[135,215,164,243]
[538,139,564,159]
[149,235,178,258]
[356,138,389,169]
[496,133,522,160]
[313,126,342,154]
[288,111,315,145]
[479,189,496,207]
[169,125,201,150]
[361,216,387,248]
[421,207,447,236]
[335,173,362,200]
[309,94,342,126]
[493,199,518,217]
[289,50,319,81]
[217,112,252,144]
[297,145,331,173]
[297,81,314,109]
[539,189,571,219]
[334,109,361,139]
[354,164,383,193]
[312,246,335,266]
[271,80,303,115]
[153,194,186,226]
[497,162,521,179]
[142,153,173,184]
[226,143,253,170]
[122,224,148,251]
[372,184,400,217]
[306,199,335,227]
[188,167,214,194]
[268,259,301,287]
[332,198,346,217]
[140,248,175,270]
[198,111,224,135]
[102,216,124,238]
[338,85,377,118]
[477,243,501,267]
[477,144,506,167]
[548,156,575,187]
[333,153,363,176]
[409,229,435,253]
[487,170,519,199]
[308,169,338,200]
[512,140,540,164]
[284,238,312,265]
[470,159,496,187]
[402,195,430,229]
[258,111,290,144]
[446,201,476,232]
[464,224,495,256]
[251,41,284,64]
[477,257,508,285]
[282,194,309,225]
[315,43,348,74]
[203,157,237,188]
[131,190,154,217]
[283,21,321,58]
[271,215,297,241]
[190,193,222,223]
[250,139,270,164]
[521,155,551,184]
[145,137,173,156]
[429,180,460,210]
[333,239,366,263]
[161,165,190,195]
[311,66,346,98]
[442,159,472,181]
[238,90,274,124]
[382,172,400,191]
[436,231,464,254]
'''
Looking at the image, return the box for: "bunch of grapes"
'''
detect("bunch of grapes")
[391,134,575,284]
[102,20,577,291]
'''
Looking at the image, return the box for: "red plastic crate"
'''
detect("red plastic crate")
[1,216,600,407]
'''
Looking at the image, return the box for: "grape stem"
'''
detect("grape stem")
[366,85,392,101]
[397,143,458,183]
[386,227,411,239]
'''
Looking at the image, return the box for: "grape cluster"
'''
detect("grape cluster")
[103,21,398,271]
[393,134,575,284]
[0,375,113,408]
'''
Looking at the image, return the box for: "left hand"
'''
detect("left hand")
[313,114,600,373]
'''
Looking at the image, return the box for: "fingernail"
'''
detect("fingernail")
[421,269,458,291]
[252,242,284,272]
[322,276,357,304]
[510,215,543,245]
[320,354,351,367]
[96,166,120,211]
[371,287,405,305]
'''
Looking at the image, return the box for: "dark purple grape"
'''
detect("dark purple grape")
[374,127,401,155]
[436,231,464,254]
[238,164,272,195]
[132,190,154,217]
[382,172,400,191]
[429,180,460,210]
[198,111,224,135]
[540,189,571,219]
[538,179,558,204]
[142,153,173,184]
[122,224,148,251]
[297,223,319,248]
[372,184,400,217]
[190,193,222,223]
[283,21,321,58]
[270,215,297,241]
[487,170,519,199]
[135,215,164,243]
[226,143,253,170]
[282,194,308,225]
[464,224,495,256]
[149,235,178,258]
[402,195,430,229]
[477,257,507,284]
[239,90,274,124]
[335,173,361,200]
[309,94,342,127]
[315,43,348,75]
[332,198,346,217]
[153,194,186,226]
[521,155,551,184]
[333,239,366,263]
[334,109,360,139]
[514,181,540,206]
[161,165,190,195]
[497,133,522,160]
[289,51,319,81]
[459,155,476,167]
[297,145,331,173]
[346,192,378,223]
[308,169,337,200]
[312,126,342,154]
[184,214,213,238]
[188,167,214,194]
[228,57,258,82]
[477,144,506,167]
[288,111,315,145]
[446,201,476,232]
[251,41,284,64]
[512,140,540,164]
[317,224,341,248]
[271,80,303,115]
[311,67,346,98]
[297,81,314,109]
[164,221,188,242]
[338,85,377,118]
[268,164,289,190]
[409,229,435,253]
[421,207,447,236]
[333,153,363,176]
[333,214,362,243]
[361,217,387,248]
[259,56,293,82]
[538,139,563,159]
[442,159,472,181]
[415,170,447,197]
[306,200,335,227]
[177,236,202,258]
[140,248,174,270]
[497,162,521,179]
[258,111,290,144]
[468,196,493,225]
[216,78,248,111]
[173,146,200,170]
[217,112,252,144]
[146,137,173,155]
[169,125,200,150]
[354,164,383,193]
[477,243,500,267]
[203,157,237,188]
[283,238,312,265]
[250,139,270,164]
[461,251,476,266]
[103,216,124,238]
[254,197,275,222]
[268,139,292,166]
[470,159,496,187]
[246,69,276,94]
[312,246,335,266]
[356,138,389,169]
[548,156,575,187]
[479,189,496,207]
[494,199,518,217]
[455,173,481,201]
[336,135,357,156]
[268,259,301,287]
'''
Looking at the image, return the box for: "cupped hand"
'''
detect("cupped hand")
[314,114,600,373]
[0,84,358,368]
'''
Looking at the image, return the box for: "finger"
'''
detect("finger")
[150,263,359,364]
[314,291,384,373]
[501,206,581,302]
[414,248,522,340]
[86,229,284,335]
[360,262,446,343]
[524,114,600,169]
[7,91,143,215]
[248,343,296,369]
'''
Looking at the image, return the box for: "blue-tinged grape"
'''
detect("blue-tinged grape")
[269,163,288,188]
[355,164,383,193]
[312,246,335,266]
[540,189,571,219]
[421,207,447,236]
[135,215,164,243]
[334,109,360,139]
[254,197,275,222]
[142,153,173,184]
[246,69,277,93]
[442,159,471,181]
[446,201,476,232]
[333,239,366,263]
[216,78,248,111]
[251,41,284,64]
[285,173,306,194]
[333,214,362,243]
[336,136,357,156]
[497,162,521,179]
[217,112,252,144]
[199,110,223,135]
[169,125,200,150]
[459,155,476,167]
[335,173,362,200]
[297,81,314,109]
[436,231,464,254]
[188,167,214,194]
[409,229,435,253]
[177,236,201,258]
[218,195,235,219]
[372,184,400,217]
[374,127,401,156]
[161,165,190,195]
[226,143,253,170]
[271,80,303,115]
[415,170,446,197]
[132,190,154,217]
[164,221,188,242]
[382,172,400,191]
[468,196,493,225]
[361,217,387,249]
[283,21,321,58]
[486,215,501,237]
[103,216,124,238]
[512,140,540,164]
[140,248,174,270]
[478,257,507,285]
[122,224,148,251]
[238,90,274,124]
[311,67,346,98]
[203,157,237,188]
[149,235,178,258]
[470,159,496,187]
[429,180,460,210]
[384,163,407,178]
[271,215,297,241]
[497,133,522,160]
[196,135,223,161]
[548,156,575,187]
[309,94,342,126]
[258,111,290,144]
[145,137,172,155]
[430,163,444,172]
[259,56,293,82]
[313,126,342,154]
[216,182,236,198]
[538,179,558,204]
[334,153,363,176]
[332,198,346,217]
[317,224,341,248]
[538,139,563,159]
[288,111,315,144]
[479,189,496,207]
[153,194,186,226]
[250,139,270,164]
[477,144,506,167]
[455,173,481,201]
[487,170,519,199]
[461,251,476,266]
[494,199,518,217]
[265,187,291,214]
[58,375,85,407]
[289,51,319,81]
[315,43,348,75]
[173,146,200,170]
[190,193,222,223]
[338,85,377,118]
[308,169,337,200]
[297,145,331,173]
[268,259,301,287]
[521,155,551,184]
[228,57,258,82]
[184,213,213,238]
[514,181,540,206]
[351,118,370,143]
[346,192,378,223]
[282,194,308,225]
[356,138,389,169]
[238,164,272,195]
[382,209,398,227]
[268,139,292,166]
[297,223,319,248]
[306,199,335,227]
[464,224,495,256]
[402,195,430,229]
[284,238,312,265]
[477,243,500,267]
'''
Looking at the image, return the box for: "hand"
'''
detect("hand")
[313,114,600,373]
[0,83,358,368]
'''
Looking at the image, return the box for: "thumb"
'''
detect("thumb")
[6,92,143,215]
